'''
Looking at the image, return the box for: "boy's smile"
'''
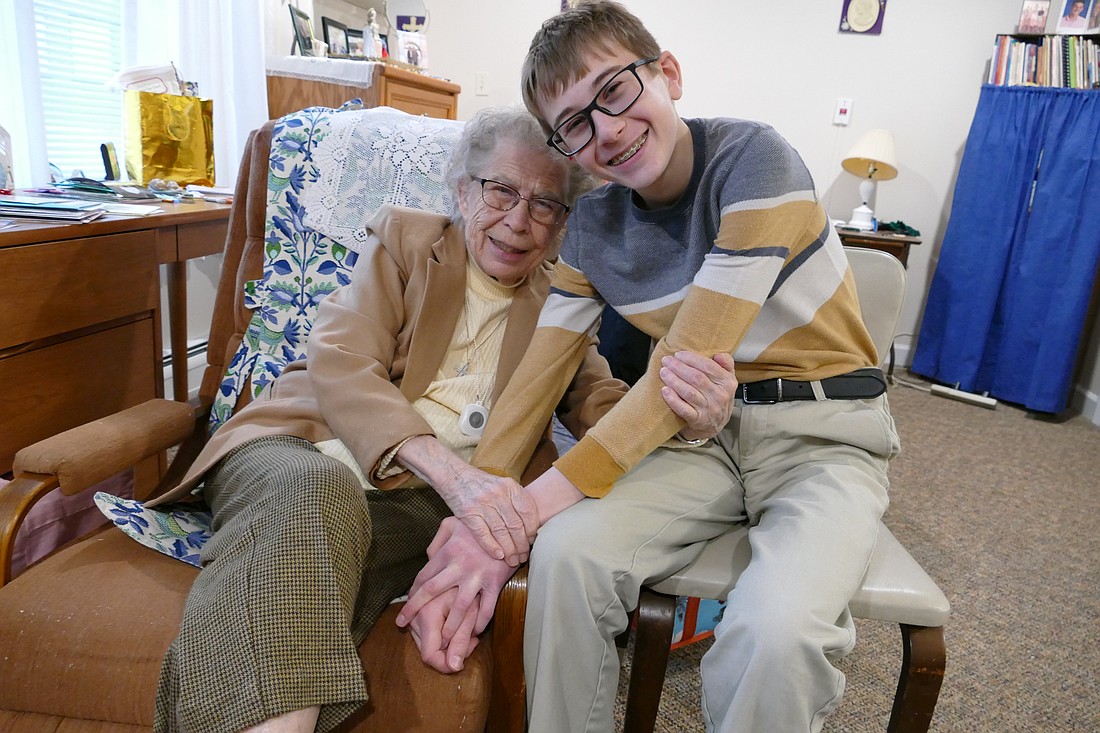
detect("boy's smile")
[538,49,693,208]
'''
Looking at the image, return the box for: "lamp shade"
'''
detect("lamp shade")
[841,129,898,181]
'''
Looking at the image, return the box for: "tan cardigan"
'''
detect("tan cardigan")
[148,206,625,507]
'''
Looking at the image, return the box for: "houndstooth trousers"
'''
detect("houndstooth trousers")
[154,435,451,733]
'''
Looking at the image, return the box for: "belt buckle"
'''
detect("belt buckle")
[742,378,782,405]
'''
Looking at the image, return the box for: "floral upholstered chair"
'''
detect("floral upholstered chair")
[0,104,529,733]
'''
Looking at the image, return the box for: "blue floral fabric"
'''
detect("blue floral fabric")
[94,491,212,567]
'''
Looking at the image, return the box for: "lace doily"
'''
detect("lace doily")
[301,106,463,251]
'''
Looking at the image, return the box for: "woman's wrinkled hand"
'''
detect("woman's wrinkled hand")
[659,351,738,441]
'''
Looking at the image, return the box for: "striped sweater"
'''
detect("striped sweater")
[471,118,877,497]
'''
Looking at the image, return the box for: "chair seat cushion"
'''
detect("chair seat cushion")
[0,529,489,731]
[647,520,950,628]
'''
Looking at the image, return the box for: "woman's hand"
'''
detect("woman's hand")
[435,464,539,567]
[397,436,539,566]
[659,351,738,441]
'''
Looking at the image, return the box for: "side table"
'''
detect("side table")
[835,227,921,267]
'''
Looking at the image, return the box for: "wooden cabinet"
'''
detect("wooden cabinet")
[266,62,460,120]
[0,202,230,484]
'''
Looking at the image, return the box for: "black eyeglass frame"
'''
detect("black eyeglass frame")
[546,55,662,157]
[477,178,571,226]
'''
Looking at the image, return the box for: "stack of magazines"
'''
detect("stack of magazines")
[0,194,106,224]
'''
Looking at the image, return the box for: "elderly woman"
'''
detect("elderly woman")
[147,106,737,733]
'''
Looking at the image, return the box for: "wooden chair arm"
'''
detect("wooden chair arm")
[13,399,196,498]
[0,472,61,586]
[486,564,529,733]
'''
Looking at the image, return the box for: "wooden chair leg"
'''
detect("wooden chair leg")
[623,588,677,733]
[887,624,946,733]
[485,567,529,733]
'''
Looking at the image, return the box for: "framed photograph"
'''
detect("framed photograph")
[346,28,365,57]
[1056,0,1091,32]
[395,15,428,32]
[288,5,313,56]
[322,17,350,56]
[1090,0,1100,30]
[1018,0,1051,33]
[838,0,887,35]
[394,29,428,68]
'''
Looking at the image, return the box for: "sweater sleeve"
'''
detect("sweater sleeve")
[557,130,838,496]
[470,257,604,483]
[308,213,438,488]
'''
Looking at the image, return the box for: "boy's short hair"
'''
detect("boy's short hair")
[521,0,660,133]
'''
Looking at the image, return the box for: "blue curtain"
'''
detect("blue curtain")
[912,86,1100,413]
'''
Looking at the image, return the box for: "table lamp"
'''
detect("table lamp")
[841,129,897,231]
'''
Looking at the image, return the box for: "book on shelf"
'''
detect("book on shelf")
[988,33,1099,88]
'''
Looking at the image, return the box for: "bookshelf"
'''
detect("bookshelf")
[988,33,1099,88]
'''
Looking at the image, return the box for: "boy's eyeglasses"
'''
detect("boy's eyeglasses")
[547,56,661,157]
[478,178,570,226]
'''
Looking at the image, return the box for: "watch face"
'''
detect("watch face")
[846,0,882,32]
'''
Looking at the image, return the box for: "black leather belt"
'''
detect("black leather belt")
[739,368,886,404]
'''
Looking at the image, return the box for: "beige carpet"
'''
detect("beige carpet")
[612,377,1100,732]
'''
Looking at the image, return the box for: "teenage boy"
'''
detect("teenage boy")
[398,2,901,730]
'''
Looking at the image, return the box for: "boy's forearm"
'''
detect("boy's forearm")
[525,468,586,526]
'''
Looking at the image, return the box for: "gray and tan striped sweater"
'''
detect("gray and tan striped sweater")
[471,118,877,497]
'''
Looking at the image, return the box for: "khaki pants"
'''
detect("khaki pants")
[524,395,899,733]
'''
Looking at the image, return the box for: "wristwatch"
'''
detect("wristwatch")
[674,431,708,447]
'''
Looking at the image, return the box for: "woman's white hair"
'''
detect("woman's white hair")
[445,105,595,224]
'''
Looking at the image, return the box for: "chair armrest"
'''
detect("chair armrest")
[13,399,196,498]
[0,472,61,586]
[486,564,529,733]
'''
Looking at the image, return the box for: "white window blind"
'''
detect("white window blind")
[33,0,123,179]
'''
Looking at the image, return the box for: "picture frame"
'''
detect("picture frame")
[1017,0,1051,33]
[838,0,887,35]
[288,5,313,56]
[322,17,350,56]
[346,28,365,57]
[1055,0,1091,32]
[394,29,428,68]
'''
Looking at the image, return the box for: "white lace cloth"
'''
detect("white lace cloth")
[265,55,380,84]
[301,106,464,251]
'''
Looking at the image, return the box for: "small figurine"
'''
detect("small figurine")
[363,9,383,58]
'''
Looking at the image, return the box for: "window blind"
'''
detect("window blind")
[33,0,122,179]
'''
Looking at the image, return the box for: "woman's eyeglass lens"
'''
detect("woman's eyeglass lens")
[479,179,570,226]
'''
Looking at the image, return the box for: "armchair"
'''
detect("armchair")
[0,106,528,733]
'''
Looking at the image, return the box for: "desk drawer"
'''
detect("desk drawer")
[0,318,159,474]
[0,231,158,350]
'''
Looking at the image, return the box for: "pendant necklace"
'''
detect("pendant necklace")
[458,291,505,437]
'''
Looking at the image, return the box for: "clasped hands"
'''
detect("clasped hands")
[397,351,737,672]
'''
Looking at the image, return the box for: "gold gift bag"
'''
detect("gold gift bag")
[123,90,214,186]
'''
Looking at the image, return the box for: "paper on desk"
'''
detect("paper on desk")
[100,202,163,216]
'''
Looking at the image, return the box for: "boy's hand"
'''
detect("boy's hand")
[396,517,516,642]
[660,351,738,440]
[406,586,481,674]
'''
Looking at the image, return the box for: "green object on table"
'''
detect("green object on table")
[878,220,920,236]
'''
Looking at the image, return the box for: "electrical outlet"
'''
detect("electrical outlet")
[475,72,489,96]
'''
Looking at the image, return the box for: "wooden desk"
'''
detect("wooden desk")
[0,201,230,478]
[267,62,461,120]
[836,227,921,267]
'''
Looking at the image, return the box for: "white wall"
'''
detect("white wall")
[249,0,1100,418]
